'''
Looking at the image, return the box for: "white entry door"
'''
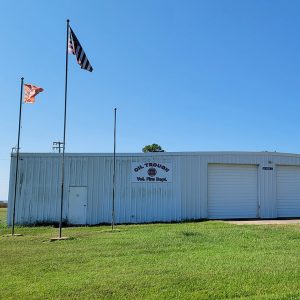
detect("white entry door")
[68,186,87,224]
[208,164,259,219]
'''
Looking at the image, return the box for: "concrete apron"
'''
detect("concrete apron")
[225,219,300,225]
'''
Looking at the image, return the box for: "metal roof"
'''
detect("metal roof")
[11,151,300,158]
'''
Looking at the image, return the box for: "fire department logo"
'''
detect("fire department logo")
[132,162,172,182]
[147,167,157,177]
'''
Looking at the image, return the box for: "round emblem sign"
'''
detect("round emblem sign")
[147,167,157,177]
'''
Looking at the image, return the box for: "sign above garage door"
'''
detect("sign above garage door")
[131,162,172,183]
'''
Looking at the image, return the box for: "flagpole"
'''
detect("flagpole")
[11,77,24,236]
[58,19,70,239]
[112,108,117,230]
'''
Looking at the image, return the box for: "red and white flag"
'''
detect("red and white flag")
[24,84,44,103]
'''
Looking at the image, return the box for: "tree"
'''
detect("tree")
[142,144,165,153]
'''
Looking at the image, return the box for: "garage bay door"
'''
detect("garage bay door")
[208,164,258,219]
[277,166,300,218]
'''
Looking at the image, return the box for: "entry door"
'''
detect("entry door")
[68,187,87,224]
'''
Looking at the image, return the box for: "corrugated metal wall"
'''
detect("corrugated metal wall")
[77,155,182,224]
[7,151,300,225]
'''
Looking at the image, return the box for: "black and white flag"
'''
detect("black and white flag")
[68,26,93,72]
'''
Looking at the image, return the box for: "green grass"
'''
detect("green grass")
[0,210,299,300]
[0,207,7,226]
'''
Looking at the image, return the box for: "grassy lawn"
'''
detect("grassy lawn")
[0,210,299,300]
[0,207,7,226]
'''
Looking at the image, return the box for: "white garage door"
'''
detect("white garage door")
[277,166,300,218]
[208,164,258,219]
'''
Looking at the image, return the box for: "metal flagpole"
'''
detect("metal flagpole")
[112,108,117,230]
[12,77,24,236]
[58,19,70,239]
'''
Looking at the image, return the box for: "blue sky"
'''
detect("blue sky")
[1,0,300,199]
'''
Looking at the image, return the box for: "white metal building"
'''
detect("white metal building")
[7,151,300,225]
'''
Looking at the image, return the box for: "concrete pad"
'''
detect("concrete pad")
[3,233,23,237]
[226,219,300,225]
[50,237,70,241]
